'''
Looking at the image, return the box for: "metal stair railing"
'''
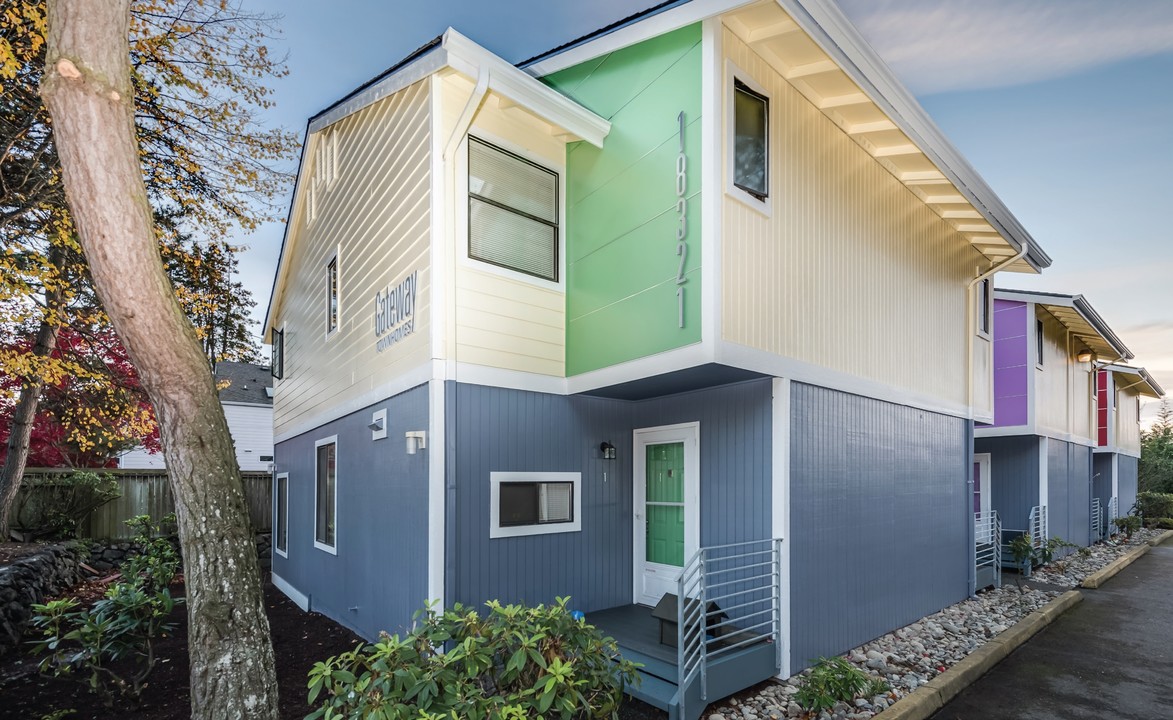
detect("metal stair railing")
[1091,498,1103,542]
[1029,505,1047,549]
[677,538,782,718]
[1107,496,1119,535]
[974,510,1002,588]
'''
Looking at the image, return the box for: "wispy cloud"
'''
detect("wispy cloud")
[838,0,1173,94]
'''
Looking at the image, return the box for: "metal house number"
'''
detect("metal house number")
[675,111,688,329]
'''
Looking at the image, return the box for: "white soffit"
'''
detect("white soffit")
[723,0,1043,273]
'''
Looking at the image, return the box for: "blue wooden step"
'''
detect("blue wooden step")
[624,669,678,713]
[617,646,678,683]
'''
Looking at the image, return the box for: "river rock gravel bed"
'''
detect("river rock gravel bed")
[702,531,1162,720]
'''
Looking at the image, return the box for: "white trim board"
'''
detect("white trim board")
[973,425,1097,449]
[771,377,791,678]
[271,572,310,612]
[313,434,339,555]
[428,377,446,607]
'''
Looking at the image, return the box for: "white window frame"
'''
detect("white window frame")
[456,132,566,292]
[1035,317,1045,369]
[976,278,992,340]
[724,60,772,217]
[489,471,582,539]
[313,435,338,554]
[274,472,289,558]
[270,322,285,380]
[325,248,340,339]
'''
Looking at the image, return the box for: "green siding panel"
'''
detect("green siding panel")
[544,24,704,376]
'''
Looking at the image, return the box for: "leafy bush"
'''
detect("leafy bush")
[1145,517,1173,530]
[1136,492,1173,520]
[11,472,120,539]
[1039,536,1080,565]
[795,657,888,713]
[1114,515,1142,539]
[306,597,639,720]
[29,514,183,706]
[1008,534,1035,569]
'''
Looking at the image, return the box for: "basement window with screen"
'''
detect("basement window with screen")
[489,472,581,538]
[468,137,558,282]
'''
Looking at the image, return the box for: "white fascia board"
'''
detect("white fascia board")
[263,128,312,338]
[443,29,610,147]
[1107,364,1165,397]
[777,0,1050,272]
[524,0,755,77]
[309,48,447,134]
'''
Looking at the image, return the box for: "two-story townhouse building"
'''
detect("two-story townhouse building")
[1093,364,1164,526]
[974,289,1131,567]
[264,1,1052,715]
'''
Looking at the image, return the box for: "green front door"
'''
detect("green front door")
[634,423,699,606]
[645,442,685,567]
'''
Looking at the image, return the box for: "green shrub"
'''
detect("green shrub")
[1136,492,1173,520]
[1008,534,1035,569]
[29,514,182,706]
[306,597,639,720]
[1114,515,1142,539]
[795,657,888,713]
[1039,536,1080,565]
[1145,517,1173,530]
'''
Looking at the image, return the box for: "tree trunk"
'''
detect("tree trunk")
[0,305,60,539]
[40,2,279,718]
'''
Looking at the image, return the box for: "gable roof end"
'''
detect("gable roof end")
[1104,364,1165,399]
[996,289,1133,363]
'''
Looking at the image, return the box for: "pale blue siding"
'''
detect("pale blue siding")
[446,378,774,613]
[271,384,430,640]
[1048,440,1092,548]
[789,383,969,671]
[1119,455,1139,515]
[1092,454,1113,518]
[975,435,1040,533]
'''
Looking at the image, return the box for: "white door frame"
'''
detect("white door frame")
[633,422,700,607]
[974,452,992,518]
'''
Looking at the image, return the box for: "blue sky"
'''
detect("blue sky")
[236,0,1173,419]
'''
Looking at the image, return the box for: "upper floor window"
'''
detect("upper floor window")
[326,254,338,335]
[977,278,991,336]
[270,327,284,379]
[733,78,768,201]
[468,137,558,282]
[1035,319,1045,367]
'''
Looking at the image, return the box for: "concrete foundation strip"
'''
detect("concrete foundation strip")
[871,590,1083,720]
[1079,532,1173,589]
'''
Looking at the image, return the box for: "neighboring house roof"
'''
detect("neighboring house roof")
[996,289,1133,363]
[215,361,274,406]
[523,0,1053,274]
[1103,364,1165,399]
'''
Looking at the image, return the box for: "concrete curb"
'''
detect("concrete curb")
[1147,529,1173,547]
[871,590,1082,720]
[1081,543,1150,589]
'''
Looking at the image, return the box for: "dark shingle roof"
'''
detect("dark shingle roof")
[215,361,273,406]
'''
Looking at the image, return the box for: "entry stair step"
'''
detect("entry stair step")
[616,647,678,712]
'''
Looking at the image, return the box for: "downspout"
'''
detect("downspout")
[443,67,489,162]
[966,242,1029,411]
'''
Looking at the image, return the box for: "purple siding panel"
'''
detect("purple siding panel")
[992,300,1028,428]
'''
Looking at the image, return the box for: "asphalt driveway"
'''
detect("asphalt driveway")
[931,539,1173,720]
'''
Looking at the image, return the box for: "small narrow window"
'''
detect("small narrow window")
[490,472,581,538]
[274,473,289,557]
[1036,319,1045,367]
[270,327,283,379]
[468,137,559,281]
[315,437,337,552]
[326,256,338,334]
[977,279,991,335]
[733,79,768,200]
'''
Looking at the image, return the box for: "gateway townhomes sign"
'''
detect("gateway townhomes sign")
[374,270,418,352]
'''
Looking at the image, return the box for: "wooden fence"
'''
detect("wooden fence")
[15,468,272,539]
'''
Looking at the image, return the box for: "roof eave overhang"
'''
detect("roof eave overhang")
[1105,364,1165,398]
[524,0,1052,274]
[995,289,1133,361]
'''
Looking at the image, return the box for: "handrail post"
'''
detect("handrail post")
[699,551,708,701]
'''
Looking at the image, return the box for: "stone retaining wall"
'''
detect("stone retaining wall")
[87,531,273,572]
[0,542,87,657]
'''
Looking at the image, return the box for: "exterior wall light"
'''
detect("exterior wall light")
[406,431,426,455]
[1077,349,1095,363]
[600,442,616,460]
[369,409,387,440]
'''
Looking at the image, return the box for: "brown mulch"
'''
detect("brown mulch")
[0,577,363,720]
[0,568,672,720]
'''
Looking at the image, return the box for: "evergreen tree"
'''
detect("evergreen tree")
[1140,399,1173,493]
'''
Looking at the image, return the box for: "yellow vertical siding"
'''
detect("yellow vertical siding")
[441,73,567,377]
[1034,307,1095,442]
[973,335,994,419]
[1116,387,1142,454]
[273,80,432,438]
[719,29,985,407]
